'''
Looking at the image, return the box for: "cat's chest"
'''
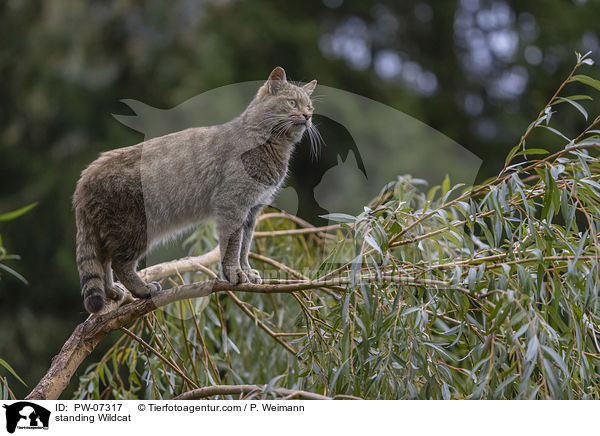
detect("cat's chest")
[240,141,289,187]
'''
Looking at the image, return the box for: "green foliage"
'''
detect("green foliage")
[75,58,600,400]
[0,203,37,285]
[0,357,26,400]
[0,204,35,399]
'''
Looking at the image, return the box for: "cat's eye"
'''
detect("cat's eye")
[289,99,297,108]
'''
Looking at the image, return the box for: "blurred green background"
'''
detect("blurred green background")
[1,0,599,398]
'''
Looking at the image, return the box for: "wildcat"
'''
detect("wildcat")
[73,67,318,313]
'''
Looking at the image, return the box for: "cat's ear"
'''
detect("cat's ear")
[266,66,287,94]
[303,80,317,96]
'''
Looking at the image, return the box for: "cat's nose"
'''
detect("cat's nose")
[303,113,312,121]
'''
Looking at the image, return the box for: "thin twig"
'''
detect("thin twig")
[173,384,362,400]
[120,327,200,390]
[254,224,343,238]
[225,290,296,355]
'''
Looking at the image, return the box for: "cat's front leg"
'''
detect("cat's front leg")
[239,205,263,284]
[217,212,251,285]
[112,261,162,299]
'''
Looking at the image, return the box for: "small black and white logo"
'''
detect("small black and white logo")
[2,402,50,433]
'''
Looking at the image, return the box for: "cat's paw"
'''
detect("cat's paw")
[129,281,161,299]
[244,268,262,284]
[148,281,162,297]
[106,283,126,302]
[224,267,250,285]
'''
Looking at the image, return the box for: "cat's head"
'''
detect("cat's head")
[252,67,319,150]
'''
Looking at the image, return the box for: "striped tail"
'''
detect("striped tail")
[75,209,105,313]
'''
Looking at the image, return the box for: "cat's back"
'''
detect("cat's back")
[73,142,144,210]
[73,124,244,218]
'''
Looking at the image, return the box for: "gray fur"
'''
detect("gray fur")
[73,67,318,313]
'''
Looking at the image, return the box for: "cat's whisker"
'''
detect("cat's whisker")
[269,121,286,139]
[305,127,316,159]
[279,120,296,139]
[313,124,325,147]
[307,123,324,159]
[303,125,314,155]
[252,114,289,129]
[310,130,319,159]
[272,120,294,141]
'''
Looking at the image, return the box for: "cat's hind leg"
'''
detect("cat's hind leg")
[104,261,125,301]
[112,260,160,299]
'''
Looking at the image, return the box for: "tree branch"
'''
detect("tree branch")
[253,224,343,238]
[139,247,220,282]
